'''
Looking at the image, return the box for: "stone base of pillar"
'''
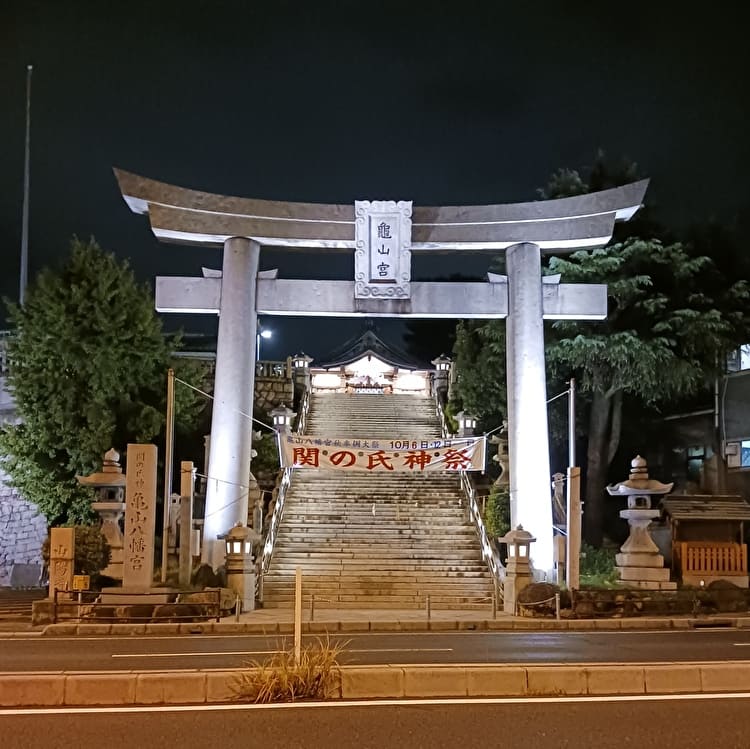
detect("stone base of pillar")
[503,572,532,614]
[227,572,256,612]
[204,539,227,571]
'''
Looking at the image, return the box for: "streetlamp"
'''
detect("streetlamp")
[256,327,272,361]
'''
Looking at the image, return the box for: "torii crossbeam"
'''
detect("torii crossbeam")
[115,169,648,572]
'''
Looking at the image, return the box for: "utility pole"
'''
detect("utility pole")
[566,378,581,591]
[161,368,175,582]
[19,64,33,305]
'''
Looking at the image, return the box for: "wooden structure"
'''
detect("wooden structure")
[661,494,750,587]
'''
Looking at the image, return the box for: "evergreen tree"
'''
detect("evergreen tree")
[547,238,750,544]
[0,238,208,524]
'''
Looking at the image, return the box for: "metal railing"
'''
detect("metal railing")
[51,588,221,623]
[296,386,311,436]
[434,393,505,602]
[259,385,311,599]
[460,469,505,602]
[434,390,451,438]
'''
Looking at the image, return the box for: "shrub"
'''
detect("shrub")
[233,637,345,703]
[579,543,619,587]
[483,486,510,540]
[42,525,111,577]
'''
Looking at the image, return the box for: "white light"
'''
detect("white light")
[260,330,273,339]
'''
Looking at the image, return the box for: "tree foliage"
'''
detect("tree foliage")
[0,238,208,524]
[547,238,750,543]
[452,154,750,546]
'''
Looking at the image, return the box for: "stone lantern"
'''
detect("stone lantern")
[292,352,313,400]
[77,448,126,580]
[224,522,261,612]
[270,403,296,435]
[431,354,452,400]
[456,411,478,438]
[499,525,536,614]
[607,455,676,590]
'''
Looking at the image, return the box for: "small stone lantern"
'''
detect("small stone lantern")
[224,523,261,613]
[77,448,126,580]
[456,411,478,438]
[499,525,536,614]
[431,354,452,399]
[292,352,313,401]
[270,403,296,434]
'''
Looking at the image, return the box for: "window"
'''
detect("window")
[727,344,750,372]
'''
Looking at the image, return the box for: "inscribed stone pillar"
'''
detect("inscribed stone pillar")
[203,237,260,568]
[505,242,554,573]
[49,527,75,596]
[123,443,158,589]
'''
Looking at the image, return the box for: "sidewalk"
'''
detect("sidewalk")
[31,605,750,637]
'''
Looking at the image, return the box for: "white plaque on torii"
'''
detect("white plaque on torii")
[354,200,412,299]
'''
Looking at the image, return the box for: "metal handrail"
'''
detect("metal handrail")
[261,386,310,581]
[260,467,291,576]
[460,469,505,601]
[296,386,311,436]
[434,390,450,438]
[434,395,504,601]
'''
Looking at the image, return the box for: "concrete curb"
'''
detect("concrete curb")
[2,662,750,707]
[37,615,750,637]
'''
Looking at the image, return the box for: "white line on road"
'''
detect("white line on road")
[2,692,750,716]
[110,647,453,659]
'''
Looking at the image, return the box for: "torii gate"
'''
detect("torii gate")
[115,169,648,571]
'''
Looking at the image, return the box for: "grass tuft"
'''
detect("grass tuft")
[232,636,346,703]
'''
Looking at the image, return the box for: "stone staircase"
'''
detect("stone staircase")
[263,393,495,609]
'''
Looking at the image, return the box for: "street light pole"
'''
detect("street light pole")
[256,327,272,361]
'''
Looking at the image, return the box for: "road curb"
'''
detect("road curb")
[2,662,750,707]
[37,615,750,637]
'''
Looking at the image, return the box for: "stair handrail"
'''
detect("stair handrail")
[260,389,311,578]
[296,385,312,436]
[260,464,292,574]
[459,469,506,599]
[435,393,505,598]
[434,390,450,439]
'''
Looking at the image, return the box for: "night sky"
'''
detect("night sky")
[3,1,749,359]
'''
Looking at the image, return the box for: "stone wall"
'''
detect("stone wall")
[0,471,47,587]
[254,376,294,415]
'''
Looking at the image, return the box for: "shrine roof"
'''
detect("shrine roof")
[317,326,425,370]
[661,494,750,522]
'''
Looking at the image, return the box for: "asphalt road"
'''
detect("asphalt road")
[2,697,750,749]
[2,629,750,671]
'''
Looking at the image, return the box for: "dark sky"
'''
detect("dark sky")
[3,1,749,359]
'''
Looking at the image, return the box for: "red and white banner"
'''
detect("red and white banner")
[280,435,486,472]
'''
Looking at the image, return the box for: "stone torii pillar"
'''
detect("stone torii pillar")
[202,237,260,567]
[506,242,554,569]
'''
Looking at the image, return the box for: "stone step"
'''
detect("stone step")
[269,562,488,572]
[264,571,491,581]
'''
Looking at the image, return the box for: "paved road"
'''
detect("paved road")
[2,696,749,748]
[2,629,750,671]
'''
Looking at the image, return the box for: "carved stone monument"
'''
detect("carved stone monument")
[48,527,74,596]
[123,443,158,589]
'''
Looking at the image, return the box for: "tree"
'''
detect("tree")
[547,238,750,543]
[0,237,208,524]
